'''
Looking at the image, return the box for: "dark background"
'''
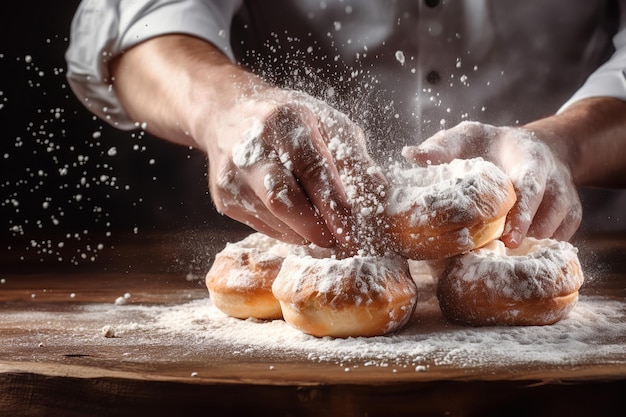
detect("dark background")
[1,2,624,271]
[0,1,245,270]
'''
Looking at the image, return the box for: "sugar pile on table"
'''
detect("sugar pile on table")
[97,284,625,371]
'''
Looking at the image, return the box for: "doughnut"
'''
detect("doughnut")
[271,245,418,338]
[384,158,517,260]
[436,237,584,326]
[205,232,295,320]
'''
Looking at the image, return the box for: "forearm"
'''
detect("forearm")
[109,34,259,150]
[525,97,626,188]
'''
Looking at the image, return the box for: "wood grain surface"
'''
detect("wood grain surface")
[1,230,625,416]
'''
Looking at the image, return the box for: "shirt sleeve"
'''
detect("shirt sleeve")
[65,0,243,130]
[559,2,626,112]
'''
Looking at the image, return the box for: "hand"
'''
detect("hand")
[201,84,384,249]
[110,35,386,249]
[402,121,582,247]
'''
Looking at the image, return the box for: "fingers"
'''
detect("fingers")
[552,204,582,241]
[406,122,583,247]
[210,168,311,245]
[402,121,489,165]
[501,169,547,247]
[265,104,354,246]
[502,203,535,248]
[503,184,582,247]
[211,158,339,248]
[526,180,582,242]
[247,160,339,247]
[402,132,454,165]
[501,156,582,247]
[209,102,356,248]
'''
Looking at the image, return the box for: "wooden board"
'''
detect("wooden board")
[1,230,625,416]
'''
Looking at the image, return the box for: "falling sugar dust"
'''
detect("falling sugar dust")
[1,44,218,270]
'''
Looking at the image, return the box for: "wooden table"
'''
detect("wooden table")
[2,230,625,417]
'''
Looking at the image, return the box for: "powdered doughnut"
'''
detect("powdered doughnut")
[272,246,418,338]
[436,238,584,326]
[205,232,294,320]
[384,158,516,260]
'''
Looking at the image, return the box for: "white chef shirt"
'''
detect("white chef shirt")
[65,0,626,231]
[66,0,626,138]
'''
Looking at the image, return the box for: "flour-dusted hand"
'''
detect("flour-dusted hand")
[402,121,582,247]
[109,35,386,249]
[204,86,379,248]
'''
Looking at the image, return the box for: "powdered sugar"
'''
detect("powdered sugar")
[231,232,295,257]
[263,173,294,209]
[84,284,625,371]
[385,158,512,227]
[5,266,622,376]
[452,238,583,301]
[327,134,389,255]
[232,119,266,168]
[209,233,294,289]
[216,169,240,196]
[273,245,409,308]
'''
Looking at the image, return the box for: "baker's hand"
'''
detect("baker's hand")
[402,121,582,247]
[108,34,386,248]
[201,86,383,248]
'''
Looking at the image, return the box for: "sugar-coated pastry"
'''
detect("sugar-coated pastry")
[205,232,294,320]
[436,238,584,326]
[384,158,516,260]
[272,245,418,337]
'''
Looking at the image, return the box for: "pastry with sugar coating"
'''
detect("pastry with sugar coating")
[205,232,295,320]
[272,245,418,338]
[436,237,584,326]
[384,158,516,260]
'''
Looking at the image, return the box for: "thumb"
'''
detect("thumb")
[402,131,455,165]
